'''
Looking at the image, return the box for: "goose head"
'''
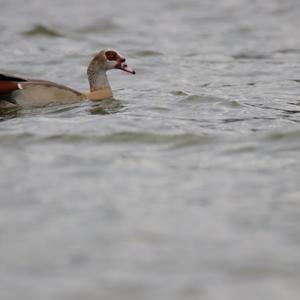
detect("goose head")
[87,49,135,91]
[103,49,135,74]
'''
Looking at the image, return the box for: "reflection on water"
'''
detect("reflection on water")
[0,107,21,122]
[88,99,126,115]
[0,99,125,121]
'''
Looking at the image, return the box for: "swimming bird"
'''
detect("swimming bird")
[0,49,135,107]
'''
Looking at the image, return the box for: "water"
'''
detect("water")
[1,0,300,299]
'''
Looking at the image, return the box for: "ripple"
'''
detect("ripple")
[0,133,36,146]
[170,90,190,96]
[79,20,120,33]
[181,94,219,102]
[232,52,270,60]
[291,80,300,84]
[0,131,216,150]
[4,132,215,148]
[266,129,300,141]
[276,48,300,54]
[180,94,237,107]
[22,25,64,38]
[134,50,163,57]
[224,145,257,154]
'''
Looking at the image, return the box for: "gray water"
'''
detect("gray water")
[1,0,300,299]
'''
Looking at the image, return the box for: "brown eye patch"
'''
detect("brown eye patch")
[105,51,118,61]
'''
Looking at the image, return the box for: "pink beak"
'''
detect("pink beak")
[115,59,135,74]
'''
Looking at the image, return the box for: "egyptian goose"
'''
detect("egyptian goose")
[0,49,135,107]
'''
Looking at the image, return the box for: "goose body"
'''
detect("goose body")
[0,49,135,108]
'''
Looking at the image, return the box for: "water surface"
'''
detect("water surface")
[1,0,300,299]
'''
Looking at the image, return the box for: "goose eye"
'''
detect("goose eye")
[105,51,118,61]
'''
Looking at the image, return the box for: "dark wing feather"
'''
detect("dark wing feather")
[0,73,27,82]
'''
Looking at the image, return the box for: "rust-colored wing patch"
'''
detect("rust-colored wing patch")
[0,81,20,94]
